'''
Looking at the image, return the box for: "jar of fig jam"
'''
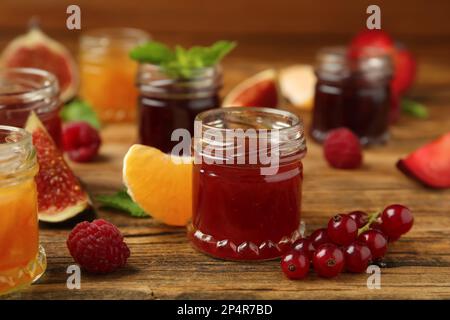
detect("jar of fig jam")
[311,47,393,145]
[0,68,62,147]
[189,107,307,261]
[137,64,222,153]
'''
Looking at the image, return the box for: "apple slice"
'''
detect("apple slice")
[397,132,450,189]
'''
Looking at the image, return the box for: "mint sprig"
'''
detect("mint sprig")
[96,190,148,218]
[130,40,236,78]
[61,100,101,129]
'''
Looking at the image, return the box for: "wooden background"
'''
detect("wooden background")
[1,0,450,300]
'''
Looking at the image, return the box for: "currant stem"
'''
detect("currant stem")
[357,211,380,236]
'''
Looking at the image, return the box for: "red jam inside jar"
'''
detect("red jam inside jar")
[0,68,62,147]
[311,47,393,146]
[137,64,221,153]
[189,107,307,261]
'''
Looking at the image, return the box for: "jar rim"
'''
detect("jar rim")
[195,107,301,132]
[0,67,59,106]
[316,45,392,77]
[193,107,307,164]
[138,63,221,80]
[137,64,223,98]
[0,125,37,183]
[80,27,150,48]
[0,125,31,149]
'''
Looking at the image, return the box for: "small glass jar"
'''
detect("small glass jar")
[79,28,150,122]
[311,47,393,145]
[0,125,46,295]
[0,68,62,147]
[189,107,307,261]
[137,64,222,153]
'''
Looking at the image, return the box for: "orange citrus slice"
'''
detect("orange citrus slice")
[123,145,192,226]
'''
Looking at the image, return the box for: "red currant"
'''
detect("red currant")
[313,243,345,278]
[344,242,372,273]
[358,230,388,260]
[281,251,310,280]
[309,228,330,249]
[348,211,369,228]
[387,234,401,242]
[380,204,414,239]
[327,214,358,246]
[292,238,315,260]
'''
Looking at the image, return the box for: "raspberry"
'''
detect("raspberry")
[67,219,130,273]
[62,121,101,163]
[323,128,362,169]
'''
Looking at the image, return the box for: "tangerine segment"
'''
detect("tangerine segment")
[123,145,193,226]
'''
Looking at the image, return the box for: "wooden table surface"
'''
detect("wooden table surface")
[4,42,450,300]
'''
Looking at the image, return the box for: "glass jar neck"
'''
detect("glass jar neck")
[316,46,392,83]
[193,107,306,167]
[0,126,37,186]
[0,68,59,112]
[137,64,222,99]
[80,28,150,54]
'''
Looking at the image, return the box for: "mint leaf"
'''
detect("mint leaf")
[129,42,174,64]
[96,190,148,218]
[130,40,236,78]
[203,40,236,65]
[61,100,101,129]
[401,98,429,119]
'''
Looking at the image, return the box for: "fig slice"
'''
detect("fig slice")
[0,26,78,102]
[397,132,450,189]
[25,112,89,222]
[222,69,282,108]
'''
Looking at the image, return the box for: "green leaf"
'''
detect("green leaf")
[95,190,148,218]
[129,42,174,64]
[129,40,237,78]
[61,100,101,129]
[401,98,429,119]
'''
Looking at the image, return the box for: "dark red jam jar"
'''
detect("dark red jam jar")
[0,68,62,147]
[137,64,222,153]
[189,107,307,261]
[311,47,393,145]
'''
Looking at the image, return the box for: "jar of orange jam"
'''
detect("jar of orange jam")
[189,107,307,261]
[79,28,150,122]
[0,126,46,295]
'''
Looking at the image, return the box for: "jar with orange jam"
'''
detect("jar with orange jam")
[0,126,46,295]
[79,28,150,122]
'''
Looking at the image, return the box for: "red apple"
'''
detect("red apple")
[392,45,417,95]
[349,29,395,58]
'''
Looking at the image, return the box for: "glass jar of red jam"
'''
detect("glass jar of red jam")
[0,68,62,147]
[137,64,222,153]
[311,47,393,145]
[189,107,307,261]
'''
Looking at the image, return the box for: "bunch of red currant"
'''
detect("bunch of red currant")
[281,204,414,279]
